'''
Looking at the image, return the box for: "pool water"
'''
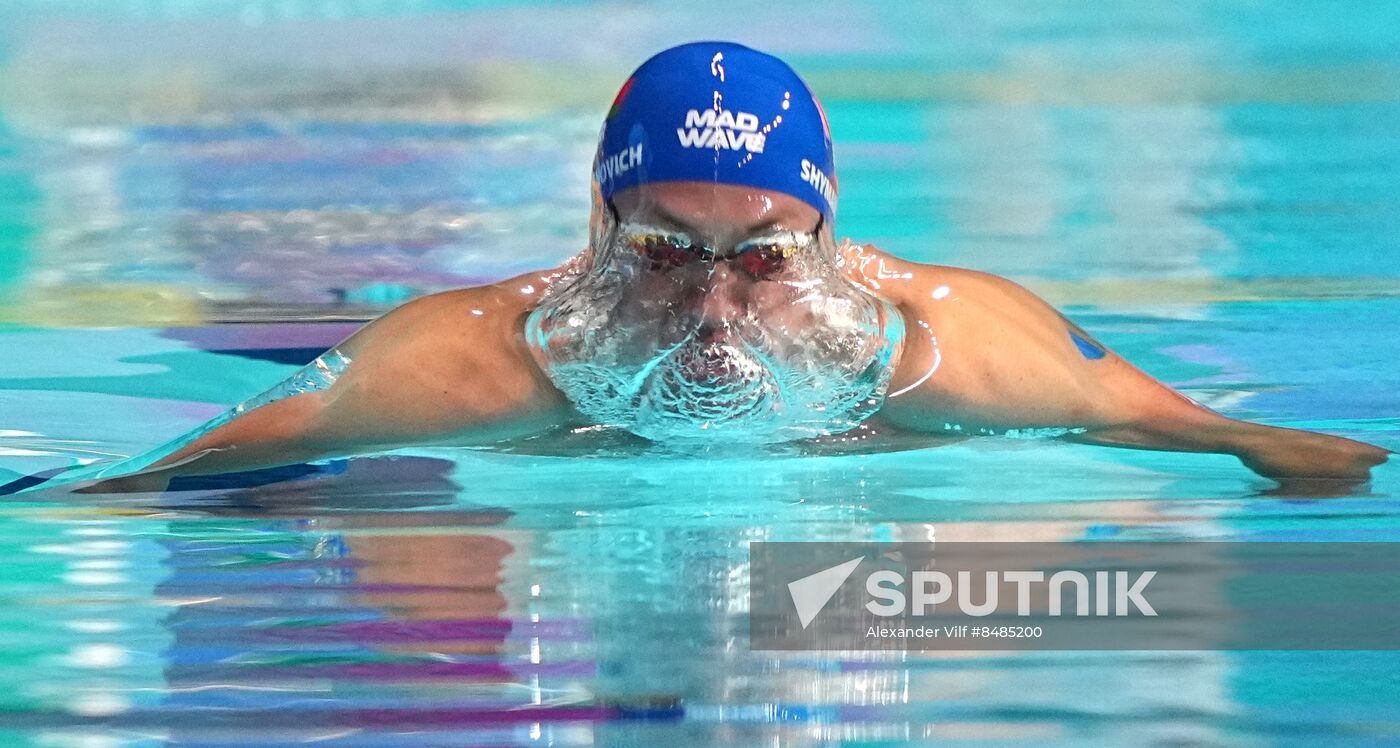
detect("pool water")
[2,2,1399,745]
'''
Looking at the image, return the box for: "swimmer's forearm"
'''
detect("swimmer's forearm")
[143,393,340,477]
[1069,413,1390,481]
[73,395,345,494]
[1068,412,1238,455]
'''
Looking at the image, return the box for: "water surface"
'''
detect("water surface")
[1,2,1398,745]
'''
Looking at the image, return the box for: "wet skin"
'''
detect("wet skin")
[88,182,1390,493]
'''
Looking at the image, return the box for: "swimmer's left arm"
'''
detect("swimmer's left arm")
[847,246,1390,482]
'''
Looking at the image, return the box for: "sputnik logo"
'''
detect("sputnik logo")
[787,557,863,629]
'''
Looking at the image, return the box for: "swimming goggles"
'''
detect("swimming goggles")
[613,210,823,281]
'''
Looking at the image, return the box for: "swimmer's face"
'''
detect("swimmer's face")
[527,181,901,443]
[608,183,824,328]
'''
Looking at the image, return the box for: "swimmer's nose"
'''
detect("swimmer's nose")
[697,263,747,325]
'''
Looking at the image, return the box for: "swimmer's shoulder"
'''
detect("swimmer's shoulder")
[339,257,583,358]
[841,242,1010,307]
[318,261,581,437]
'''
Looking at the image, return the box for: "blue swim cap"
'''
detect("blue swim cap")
[594,41,837,220]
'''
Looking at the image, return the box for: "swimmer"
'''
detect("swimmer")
[29,41,1392,494]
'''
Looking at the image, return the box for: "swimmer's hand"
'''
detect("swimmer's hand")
[1233,428,1391,484]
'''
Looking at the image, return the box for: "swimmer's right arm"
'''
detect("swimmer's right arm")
[81,392,340,493]
[78,272,573,494]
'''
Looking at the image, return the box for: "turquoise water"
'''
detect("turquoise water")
[1,2,1399,745]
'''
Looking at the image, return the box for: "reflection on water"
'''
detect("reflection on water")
[1,441,1396,745]
[1,1,1399,745]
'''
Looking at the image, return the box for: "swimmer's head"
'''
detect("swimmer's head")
[527,43,901,444]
